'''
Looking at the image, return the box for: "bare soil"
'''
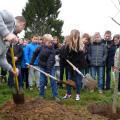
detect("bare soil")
[0,98,107,120]
[88,103,120,120]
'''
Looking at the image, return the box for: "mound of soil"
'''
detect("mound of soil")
[88,103,120,120]
[0,98,80,120]
[0,98,107,120]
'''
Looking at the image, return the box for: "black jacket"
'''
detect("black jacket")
[7,43,23,65]
[30,45,55,70]
[60,45,87,69]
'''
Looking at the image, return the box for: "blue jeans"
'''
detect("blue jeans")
[66,68,82,95]
[8,65,23,88]
[91,66,104,90]
[39,67,58,97]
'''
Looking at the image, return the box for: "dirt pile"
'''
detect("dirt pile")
[88,103,120,120]
[0,98,106,120]
[0,98,81,120]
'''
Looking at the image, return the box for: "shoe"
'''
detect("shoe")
[98,90,103,94]
[44,86,47,90]
[63,94,71,99]
[75,94,80,101]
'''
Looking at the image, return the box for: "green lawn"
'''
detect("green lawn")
[0,82,120,120]
[1,82,120,107]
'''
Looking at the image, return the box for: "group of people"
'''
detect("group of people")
[0,10,120,102]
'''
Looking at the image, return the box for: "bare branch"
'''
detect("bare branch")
[118,0,120,5]
[110,17,120,26]
[110,0,120,11]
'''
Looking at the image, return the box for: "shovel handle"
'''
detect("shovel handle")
[66,59,84,77]
[10,45,19,91]
[26,63,58,81]
[26,63,76,88]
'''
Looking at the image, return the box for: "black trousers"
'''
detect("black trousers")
[21,68,29,89]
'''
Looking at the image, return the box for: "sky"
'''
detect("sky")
[0,0,120,37]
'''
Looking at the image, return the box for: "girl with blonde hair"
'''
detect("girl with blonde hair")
[61,29,87,100]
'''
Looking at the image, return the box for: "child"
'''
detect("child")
[88,32,107,93]
[30,34,60,101]
[61,29,87,100]
[52,36,61,87]
[102,30,112,89]
[105,34,120,90]
[25,36,40,90]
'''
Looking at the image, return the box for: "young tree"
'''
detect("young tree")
[22,0,64,38]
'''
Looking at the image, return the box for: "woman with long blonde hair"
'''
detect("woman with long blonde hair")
[61,29,87,100]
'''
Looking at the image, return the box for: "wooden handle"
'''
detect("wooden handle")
[10,45,19,91]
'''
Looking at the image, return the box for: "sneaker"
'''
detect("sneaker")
[44,86,47,89]
[54,96,61,102]
[98,90,103,94]
[63,94,71,99]
[75,94,80,101]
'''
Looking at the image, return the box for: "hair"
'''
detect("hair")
[113,34,120,41]
[104,30,111,35]
[43,34,53,41]
[82,33,90,41]
[38,36,43,41]
[64,35,70,45]
[92,32,102,42]
[15,16,26,23]
[66,29,84,52]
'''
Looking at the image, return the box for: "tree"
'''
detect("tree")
[110,0,120,25]
[22,0,64,38]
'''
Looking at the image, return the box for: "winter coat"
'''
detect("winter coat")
[88,41,107,66]
[60,45,87,69]
[24,42,39,65]
[7,43,23,65]
[30,45,55,71]
[0,10,15,71]
[106,44,119,66]
[21,45,26,68]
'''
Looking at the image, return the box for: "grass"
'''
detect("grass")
[0,81,120,119]
[0,82,119,106]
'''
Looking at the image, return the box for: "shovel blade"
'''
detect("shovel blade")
[83,74,97,90]
[12,93,25,104]
[66,80,76,89]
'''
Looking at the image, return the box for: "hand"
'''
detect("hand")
[11,68,19,76]
[112,66,117,72]
[14,56,18,62]
[45,73,49,77]
[5,33,18,42]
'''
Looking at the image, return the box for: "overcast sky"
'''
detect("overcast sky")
[0,0,120,37]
